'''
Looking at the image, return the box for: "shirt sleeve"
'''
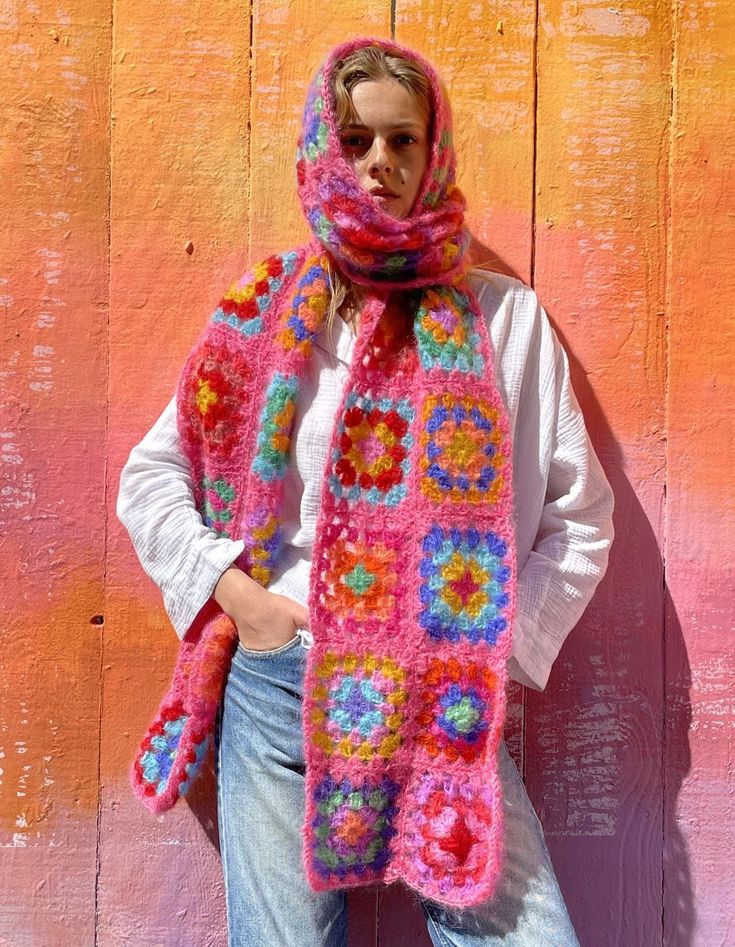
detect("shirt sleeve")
[116,395,245,638]
[506,288,615,692]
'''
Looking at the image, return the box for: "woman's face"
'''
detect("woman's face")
[339,78,431,220]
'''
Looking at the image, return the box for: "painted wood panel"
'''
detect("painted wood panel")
[0,1,110,944]
[665,1,735,944]
[529,2,671,944]
[1,2,733,945]
[99,1,249,943]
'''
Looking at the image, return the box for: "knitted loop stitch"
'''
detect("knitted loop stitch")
[130,36,517,910]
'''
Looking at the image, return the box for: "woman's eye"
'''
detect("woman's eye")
[395,135,416,146]
[341,136,366,149]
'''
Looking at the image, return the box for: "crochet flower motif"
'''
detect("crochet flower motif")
[415,286,484,376]
[276,256,330,354]
[311,652,408,761]
[416,658,498,762]
[212,251,299,338]
[252,372,299,482]
[179,327,252,460]
[243,507,283,587]
[137,703,208,799]
[310,774,400,880]
[420,393,506,505]
[402,774,496,892]
[329,393,415,506]
[321,536,399,621]
[419,525,512,645]
[200,476,235,538]
[297,67,328,168]
[422,129,455,209]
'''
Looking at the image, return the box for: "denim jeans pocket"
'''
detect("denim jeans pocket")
[235,634,301,659]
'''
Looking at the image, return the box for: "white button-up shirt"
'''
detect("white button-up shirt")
[117,268,615,692]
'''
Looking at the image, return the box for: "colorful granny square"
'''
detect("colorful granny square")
[329,392,414,506]
[276,256,330,354]
[252,372,299,482]
[401,773,496,891]
[179,327,252,459]
[415,287,484,375]
[419,525,512,645]
[319,526,401,622]
[422,129,454,209]
[243,507,283,586]
[200,476,235,538]
[420,393,507,505]
[297,68,328,164]
[212,251,300,337]
[416,658,498,763]
[137,704,208,798]
[310,652,408,762]
[310,774,400,881]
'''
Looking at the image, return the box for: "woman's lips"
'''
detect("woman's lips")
[372,190,399,206]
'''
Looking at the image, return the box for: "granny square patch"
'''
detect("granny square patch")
[329,392,415,506]
[415,286,484,376]
[419,392,507,505]
[212,251,300,337]
[276,256,330,354]
[309,773,400,882]
[136,702,209,799]
[310,651,408,762]
[415,657,498,763]
[178,326,252,459]
[400,772,497,894]
[243,507,283,587]
[316,519,403,624]
[252,372,299,482]
[200,476,236,538]
[419,525,512,645]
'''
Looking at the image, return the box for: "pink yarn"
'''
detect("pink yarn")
[129,37,517,909]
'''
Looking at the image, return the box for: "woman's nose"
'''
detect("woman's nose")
[368,139,393,175]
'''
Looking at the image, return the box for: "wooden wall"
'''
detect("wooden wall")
[1,1,732,944]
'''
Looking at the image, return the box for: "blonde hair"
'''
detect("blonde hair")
[323,46,434,336]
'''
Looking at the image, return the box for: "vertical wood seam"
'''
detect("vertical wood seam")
[247,0,255,262]
[662,0,680,943]
[523,0,542,785]
[95,0,115,941]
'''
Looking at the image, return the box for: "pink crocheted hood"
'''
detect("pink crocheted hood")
[295,36,471,288]
[130,36,517,909]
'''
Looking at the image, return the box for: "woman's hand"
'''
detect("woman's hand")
[213,564,309,651]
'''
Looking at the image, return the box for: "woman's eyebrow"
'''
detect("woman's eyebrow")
[342,120,424,131]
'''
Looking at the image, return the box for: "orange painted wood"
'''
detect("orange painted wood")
[530,2,671,943]
[99,2,250,943]
[665,1,735,944]
[0,1,110,944]
[2,4,733,946]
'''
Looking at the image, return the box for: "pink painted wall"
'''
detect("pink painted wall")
[1,1,733,945]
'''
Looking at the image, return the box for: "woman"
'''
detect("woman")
[118,36,614,946]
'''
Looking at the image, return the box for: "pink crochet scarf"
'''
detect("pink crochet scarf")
[130,36,517,909]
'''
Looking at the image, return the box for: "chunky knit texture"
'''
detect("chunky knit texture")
[130,36,517,908]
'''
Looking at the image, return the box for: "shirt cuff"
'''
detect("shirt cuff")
[161,537,245,639]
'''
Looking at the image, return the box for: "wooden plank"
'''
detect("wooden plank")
[100,2,249,943]
[397,0,538,283]
[530,2,671,943]
[665,1,735,943]
[0,1,110,944]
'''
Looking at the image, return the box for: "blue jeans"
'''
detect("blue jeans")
[215,635,580,947]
